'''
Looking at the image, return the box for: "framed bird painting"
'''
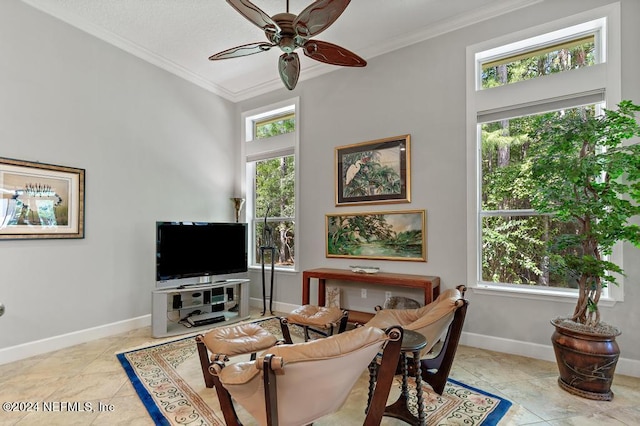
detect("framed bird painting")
[335,135,411,206]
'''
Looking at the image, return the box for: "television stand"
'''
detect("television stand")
[151,279,250,337]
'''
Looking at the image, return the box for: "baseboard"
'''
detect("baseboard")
[249,297,299,315]
[0,299,292,366]
[0,314,151,366]
[245,299,640,378]
[461,331,640,378]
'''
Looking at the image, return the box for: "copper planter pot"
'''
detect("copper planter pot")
[551,320,620,401]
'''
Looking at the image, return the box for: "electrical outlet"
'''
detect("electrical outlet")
[0,303,4,317]
[361,289,367,298]
[385,291,392,300]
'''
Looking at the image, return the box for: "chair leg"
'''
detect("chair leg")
[195,335,215,388]
[211,366,243,426]
[364,326,403,426]
[281,311,348,343]
[366,359,379,413]
[338,310,349,334]
[279,317,294,344]
[263,354,279,426]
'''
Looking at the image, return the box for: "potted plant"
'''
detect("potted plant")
[527,100,640,400]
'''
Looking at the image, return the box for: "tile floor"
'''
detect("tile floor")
[1,311,639,425]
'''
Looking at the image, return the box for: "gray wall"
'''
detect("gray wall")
[0,1,237,348]
[241,0,640,368]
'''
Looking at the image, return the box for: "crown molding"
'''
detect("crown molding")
[20,0,543,103]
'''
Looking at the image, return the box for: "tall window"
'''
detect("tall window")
[467,6,621,298]
[243,99,299,270]
[480,105,599,288]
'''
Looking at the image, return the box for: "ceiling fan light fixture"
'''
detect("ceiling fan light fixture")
[279,52,300,90]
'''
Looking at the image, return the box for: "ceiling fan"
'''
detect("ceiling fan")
[209,0,366,90]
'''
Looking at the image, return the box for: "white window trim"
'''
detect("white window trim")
[241,97,300,272]
[465,4,623,304]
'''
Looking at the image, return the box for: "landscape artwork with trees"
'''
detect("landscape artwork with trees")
[326,210,426,261]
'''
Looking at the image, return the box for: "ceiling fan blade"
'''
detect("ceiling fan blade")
[303,40,366,67]
[279,52,300,90]
[209,42,274,60]
[227,0,280,34]
[294,0,350,38]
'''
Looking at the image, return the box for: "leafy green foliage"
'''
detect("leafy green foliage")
[255,157,294,218]
[255,117,294,139]
[527,101,640,326]
[482,40,595,89]
[481,37,602,291]
[479,32,637,328]
[254,156,295,266]
[480,101,640,308]
[480,110,576,287]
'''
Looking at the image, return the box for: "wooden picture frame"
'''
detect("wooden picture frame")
[326,209,426,261]
[0,157,85,239]
[335,135,410,206]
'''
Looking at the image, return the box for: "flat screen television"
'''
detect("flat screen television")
[156,221,248,285]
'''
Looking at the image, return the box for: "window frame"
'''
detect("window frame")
[242,98,300,272]
[466,4,622,305]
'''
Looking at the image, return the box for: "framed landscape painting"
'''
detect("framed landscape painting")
[0,157,85,239]
[326,209,426,261]
[335,134,410,206]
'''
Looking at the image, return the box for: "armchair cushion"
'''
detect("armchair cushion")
[201,323,277,358]
[260,324,384,362]
[365,287,462,356]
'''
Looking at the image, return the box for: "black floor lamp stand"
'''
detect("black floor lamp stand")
[260,246,275,316]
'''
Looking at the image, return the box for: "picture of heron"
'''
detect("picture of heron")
[326,210,426,261]
[342,149,400,195]
[335,135,410,205]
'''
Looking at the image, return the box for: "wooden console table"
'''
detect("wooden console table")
[302,268,440,323]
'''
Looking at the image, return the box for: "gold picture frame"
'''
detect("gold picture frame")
[326,209,426,261]
[335,134,410,206]
[0,157,85,239]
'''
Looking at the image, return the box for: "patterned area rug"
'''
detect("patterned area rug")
[117,318,512,425]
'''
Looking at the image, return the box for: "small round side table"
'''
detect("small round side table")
[383,329,427,426]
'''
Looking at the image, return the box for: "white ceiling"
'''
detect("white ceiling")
[21,0,540,102]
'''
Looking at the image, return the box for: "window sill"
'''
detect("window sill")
[249,265,298,274]
[471,282,619,307]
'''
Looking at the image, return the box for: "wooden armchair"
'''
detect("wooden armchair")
[209,325,404,426]
[365,285,469,394]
